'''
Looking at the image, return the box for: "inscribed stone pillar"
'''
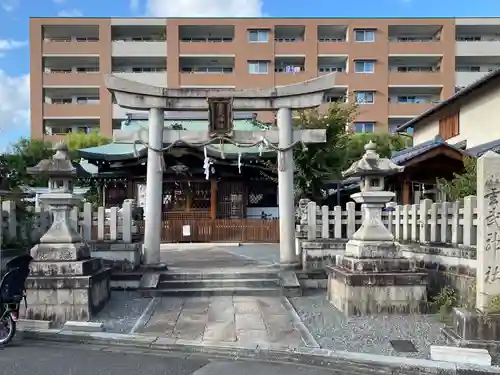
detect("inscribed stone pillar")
[476,151,500,311]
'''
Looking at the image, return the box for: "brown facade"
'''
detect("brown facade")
[30,17,460,139]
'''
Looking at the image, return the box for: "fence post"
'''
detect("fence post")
[122,201,133,243]
[2,201,16,242]
[97,206,105,241]
[430,202,438,242]
[402,205,409,241]
[410,204,419,242]
[346,201,356,239]
[307,201,317,240]
[462,195,476,247]
[70,206,79,232]
[419,199,431,244]
[451,201,460,245]
[386,202,396,236]
[394,204,401,241]
[440,202,450,244]
[82,202,92,242]
[109,206,118,241]
[333,205,342,239]
[321,205,329,239]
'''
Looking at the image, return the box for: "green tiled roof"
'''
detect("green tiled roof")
[78,116,275,161]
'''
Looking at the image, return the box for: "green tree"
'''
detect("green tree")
[262,101,413,201]
[341,132,413,172]
[437,155,476,201]
[66,130,111,161]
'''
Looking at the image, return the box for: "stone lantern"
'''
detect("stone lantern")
[342,140,404,246]
[24,142,111,325]
[326,141,427,316]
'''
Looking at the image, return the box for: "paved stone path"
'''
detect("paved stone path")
[139,296,304,348]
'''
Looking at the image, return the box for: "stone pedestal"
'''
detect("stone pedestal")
[326,242,428,316]
[25,241,111,326]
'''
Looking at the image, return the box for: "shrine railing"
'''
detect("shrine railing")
[298,197,478,248]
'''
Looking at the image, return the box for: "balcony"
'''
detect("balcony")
[388,25,442,54]
[43,25,100,55]
[179,56,235,86]
[455,56,500,87]
[178,25,234,55]
[388,118,414,133]
[112,57,167,86]
[42,56,101,86]
[388,56,442,86]
[274,25,305,54]
[456,25,500,56]
[43,103,101,118]
[111,25,166,57]
[43,118,100,136]
[388,87,441,117]
[44,87,100,104]
[317,25,349,54]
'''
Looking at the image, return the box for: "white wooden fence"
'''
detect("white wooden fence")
[299,196,478,247]
[1,200,136,246]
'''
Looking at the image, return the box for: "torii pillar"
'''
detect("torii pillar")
[105,73,337,269]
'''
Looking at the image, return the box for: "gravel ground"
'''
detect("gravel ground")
[91,291,152,333]
[289,291,447,359]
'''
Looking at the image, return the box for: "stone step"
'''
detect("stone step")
[160,271,279,281]
[143,286,282,297]
[159,278,280,289]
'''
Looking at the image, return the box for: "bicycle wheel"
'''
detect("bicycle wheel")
[0,313,16,345]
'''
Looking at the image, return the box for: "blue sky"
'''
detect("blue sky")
[0,0,499,150]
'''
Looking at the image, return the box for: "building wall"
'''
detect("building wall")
[412,82,500,148]
[30,17,500,140]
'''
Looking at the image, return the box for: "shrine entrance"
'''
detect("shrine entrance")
[158,179,280,243]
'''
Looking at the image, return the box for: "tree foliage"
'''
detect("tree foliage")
[437,155,477,201]
[263,101,413,201]
[1,131,110,190]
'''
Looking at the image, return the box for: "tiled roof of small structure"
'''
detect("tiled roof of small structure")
[467,139,500,157]
[78,114,274,161]
[390,136,467,165]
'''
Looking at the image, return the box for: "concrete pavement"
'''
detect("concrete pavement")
[0,341,337,375]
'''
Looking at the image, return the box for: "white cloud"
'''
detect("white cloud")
[57,9,83,17]
[145,0,263,17]
[0,39,27,57]
[1,0,19,12]
[0,71,30,136]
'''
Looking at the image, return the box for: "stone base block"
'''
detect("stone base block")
[326,266,427,316]
[89,242,141,271]
[301,240,346,272]
[29,258,103,277]
[339,257,416,273]
[345,240,401,258]
[30,242,90,262]
[24,268,111,326]
[441,307,500,354]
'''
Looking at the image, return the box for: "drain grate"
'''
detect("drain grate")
[390,339,418,353]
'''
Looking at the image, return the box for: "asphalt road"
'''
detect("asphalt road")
[0,341,335,375]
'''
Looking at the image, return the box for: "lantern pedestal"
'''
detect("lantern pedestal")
[24,143,111,326]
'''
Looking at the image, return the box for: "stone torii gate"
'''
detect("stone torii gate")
[105,73,337,268]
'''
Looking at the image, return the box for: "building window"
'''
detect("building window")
[439,112,459,140]
[248,30,269,43]
[354,60,375,73]
[248,61,269,74]
[354,29,375,42]
[354,122,375,133]
[355,91,375,104]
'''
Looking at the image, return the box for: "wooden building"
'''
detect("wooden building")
[77,114,280,242]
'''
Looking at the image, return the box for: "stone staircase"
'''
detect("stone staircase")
[137,268,302,297]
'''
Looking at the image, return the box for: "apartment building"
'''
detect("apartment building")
[29,17,500,141]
